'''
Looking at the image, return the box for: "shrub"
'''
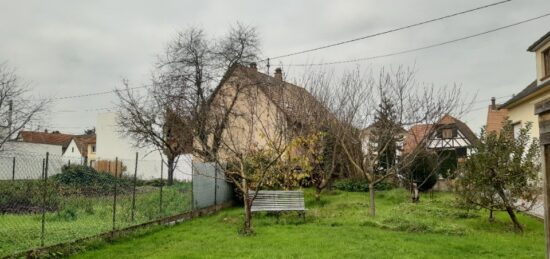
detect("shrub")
[333,179,393,192]
[0,180,59,213]
[51,165,133,195]
[404,152,438,192]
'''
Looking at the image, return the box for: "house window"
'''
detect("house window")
[512,122,521,139]
[442,129,453,139]
[544,48,550,79]
[91,145,96,153]
[71,147,74,152]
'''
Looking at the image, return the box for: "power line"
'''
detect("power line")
[286,12,550,67]
[47,86,146,102]
[263,0,512,61]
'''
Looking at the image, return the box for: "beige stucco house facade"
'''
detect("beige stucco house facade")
[498,31,550,138]
[203,63,327,161]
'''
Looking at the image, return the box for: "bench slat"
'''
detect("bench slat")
[249,190,306,212]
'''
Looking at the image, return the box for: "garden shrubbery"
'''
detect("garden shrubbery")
[333,179,393,192]
[0,180,58,213]
[52,165,133,195]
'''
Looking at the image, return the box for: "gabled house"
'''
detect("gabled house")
[16,130,96,165]
[204,63,329,160]
[404,114,478,161]
[494,30,550,138]
[63,135,96,166]
[17,130,74,153]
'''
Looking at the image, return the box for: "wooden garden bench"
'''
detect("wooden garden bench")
[249,190,306,222]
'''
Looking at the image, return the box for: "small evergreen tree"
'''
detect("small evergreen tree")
[457,121,541,232]
[371,96,401,172]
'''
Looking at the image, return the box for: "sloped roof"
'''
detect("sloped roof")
[437,114,478,143]
[73,135,96,156]
[500,80,540,108]
[486,105,508,134]
[527,30,550,52]
[18,131,75,148]
[403,124,433,154]
[229,64,331,129]
[403,115,477,153]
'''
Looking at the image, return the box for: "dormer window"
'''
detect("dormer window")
[442,129,454,139]
[543,48,550,80]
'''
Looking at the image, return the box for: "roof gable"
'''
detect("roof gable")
[527,30,550,52]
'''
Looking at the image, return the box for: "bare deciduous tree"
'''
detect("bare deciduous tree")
[212,79,291,235]
[116,24,260,184]
[305,66,470,216]
[0,62,47,151]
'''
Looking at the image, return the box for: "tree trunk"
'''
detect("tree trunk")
[315,179,326,203]
[489,208,495,222]
[167,156,175,186]
[495,187,523,232]
[369,182,375,216]
[505,205,523,232]
[315,187,322,203]
[241,178,253,235]
[411,183,419,203]
[243,195,253,234]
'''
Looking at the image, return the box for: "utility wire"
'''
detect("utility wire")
[262,0,512,61]
[46,86,146,102]
[286,12,550,67]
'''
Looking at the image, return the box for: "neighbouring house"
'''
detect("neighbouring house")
[203,63,329,161]
[404,114,478,167]
[494,30,550,139]
[95,112,192,180]
[15,130,96,165]
[64,135,97,166]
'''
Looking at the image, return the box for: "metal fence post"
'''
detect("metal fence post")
[112,158,118,232]
[214,165,218,206]
[159,160,164,215]
[40,152,49,247]
[11,157,15,181]
[131,152,138,222]
[191,160,194,211]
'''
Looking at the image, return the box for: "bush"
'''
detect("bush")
[0,180,59,213]
[51,165,133,195]
[333,179,393,192]
[404,152,438,192]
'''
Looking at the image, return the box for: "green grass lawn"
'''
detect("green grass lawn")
[72,189,545,258]
[0,182,192,257]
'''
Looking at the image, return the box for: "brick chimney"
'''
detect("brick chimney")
[491,97,496,110]
[249,62,257,71]
[274,68,282,81]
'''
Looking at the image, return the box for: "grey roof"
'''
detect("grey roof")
[500,80,543,108]
[527,30,550,52]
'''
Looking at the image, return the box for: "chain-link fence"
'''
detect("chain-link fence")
[0,152,233,257]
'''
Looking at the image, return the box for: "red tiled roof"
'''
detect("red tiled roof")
[17,131,96,156]
[403,114,477,153]
[18,131,75,148]
[403,124,433,154]
[73,135,96,156]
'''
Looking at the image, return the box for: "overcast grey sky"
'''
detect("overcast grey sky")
[1,0,549,134]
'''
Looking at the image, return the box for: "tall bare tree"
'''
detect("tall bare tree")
[116,24,260,184]
[304,66,470,216]
[0,62,47,151]
[211,78,291,235]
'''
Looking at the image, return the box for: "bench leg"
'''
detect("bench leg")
[299,211,306,223]
[276,212,280,224]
